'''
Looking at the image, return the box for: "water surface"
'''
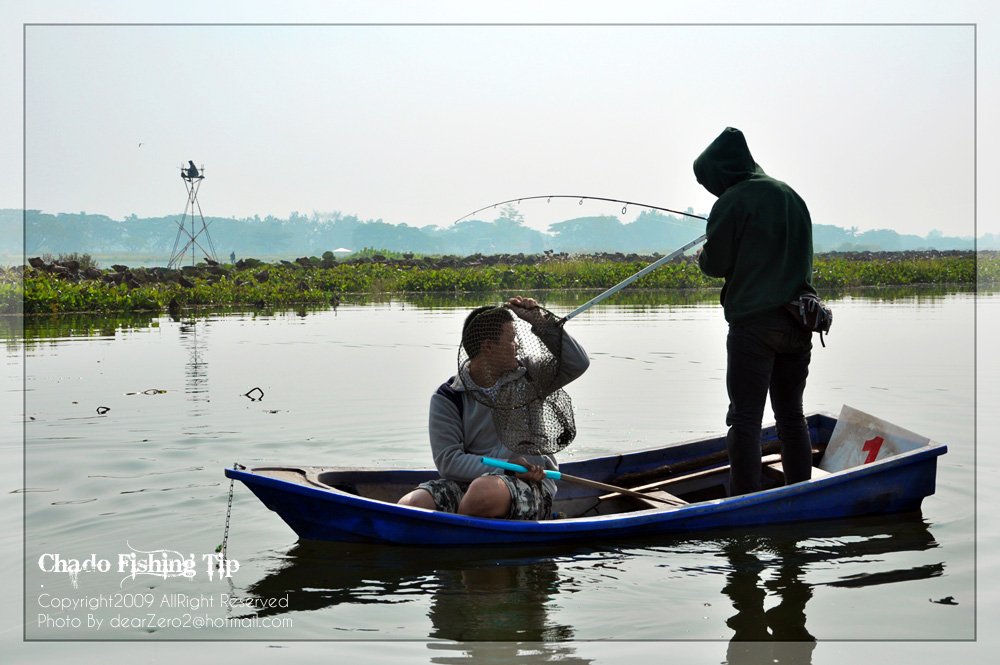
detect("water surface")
[3,286,990,663]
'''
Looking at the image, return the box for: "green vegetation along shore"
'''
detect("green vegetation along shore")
[4,249,995,316]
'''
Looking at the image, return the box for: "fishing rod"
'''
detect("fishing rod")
[562,232,707,321]
[453,195,708,225]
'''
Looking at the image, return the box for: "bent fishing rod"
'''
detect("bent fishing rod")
[452,194,708,225]
[455,195,709,321]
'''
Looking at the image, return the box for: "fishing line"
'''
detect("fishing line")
[453,195,707,225]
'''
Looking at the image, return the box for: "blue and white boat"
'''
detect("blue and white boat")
[225,407,946,546]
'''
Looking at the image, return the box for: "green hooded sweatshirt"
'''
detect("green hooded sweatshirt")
[694,127,816,324]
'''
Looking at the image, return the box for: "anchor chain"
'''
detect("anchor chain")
[216,462,245,562]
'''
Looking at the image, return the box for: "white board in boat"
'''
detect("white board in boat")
[818,405,931,473]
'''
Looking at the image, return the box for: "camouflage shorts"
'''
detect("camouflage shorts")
[417,475,553,520]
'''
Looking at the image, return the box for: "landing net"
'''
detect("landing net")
[457,304,576,455]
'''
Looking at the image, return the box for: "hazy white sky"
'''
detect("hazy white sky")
[3,1,997,241]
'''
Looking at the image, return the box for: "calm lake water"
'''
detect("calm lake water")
[2,286,995,664]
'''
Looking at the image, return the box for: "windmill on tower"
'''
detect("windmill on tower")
[168,160,219,269]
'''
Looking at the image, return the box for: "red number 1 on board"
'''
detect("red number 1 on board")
[863,436,884,464]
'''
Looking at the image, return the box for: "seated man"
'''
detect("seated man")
[398,296,590,519]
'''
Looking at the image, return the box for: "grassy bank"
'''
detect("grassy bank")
[4,250,993,316]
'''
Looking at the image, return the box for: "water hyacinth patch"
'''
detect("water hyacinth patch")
[10,251,991,316]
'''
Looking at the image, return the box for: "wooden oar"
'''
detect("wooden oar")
[481,457,687,507]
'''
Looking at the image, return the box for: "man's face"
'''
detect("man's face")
[483,321,519,374]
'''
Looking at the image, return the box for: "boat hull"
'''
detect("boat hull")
[225,413,946,546]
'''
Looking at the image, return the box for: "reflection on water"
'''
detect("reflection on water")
[9,311,159,345]
[721,534,818,664]
[722,536,815,642]
[243,541,595,661]
[717,513,939,664]
[6,284,978,345]
[428,563,571,642]
[178,318,210,412]
[401,284,976,312]
[236,511,939,650]
[247,542,578,641]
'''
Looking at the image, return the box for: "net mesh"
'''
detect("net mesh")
[457,304,576,455]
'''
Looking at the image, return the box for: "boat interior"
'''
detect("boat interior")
[256,443,830,520]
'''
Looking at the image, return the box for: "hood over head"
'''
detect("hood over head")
[693,127,763,197]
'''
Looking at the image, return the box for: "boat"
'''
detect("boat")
[224,406,946,546]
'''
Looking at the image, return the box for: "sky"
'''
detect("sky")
[2,1,996,242]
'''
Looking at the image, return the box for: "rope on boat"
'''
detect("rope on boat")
[216,462,245,561]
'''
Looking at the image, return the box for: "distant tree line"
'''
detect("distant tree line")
[2,206,989,260]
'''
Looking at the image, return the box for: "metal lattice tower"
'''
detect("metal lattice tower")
[168,160,219,269]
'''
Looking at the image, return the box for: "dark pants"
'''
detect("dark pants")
[726,308,813,496]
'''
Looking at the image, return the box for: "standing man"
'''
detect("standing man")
[694,127,816,496]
